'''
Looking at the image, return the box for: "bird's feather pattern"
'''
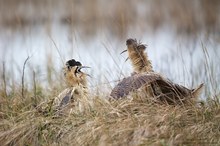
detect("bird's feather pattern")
[110,73,161,99]
[59,89,72,107]
[110,72,199,104]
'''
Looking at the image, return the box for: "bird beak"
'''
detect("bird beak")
[78,66,92,78]
[120,50,129,62]
[120,50,127,55]
[78,66,91,70]
[78,66,91,73]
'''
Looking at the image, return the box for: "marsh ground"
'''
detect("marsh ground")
[0,0,220,145]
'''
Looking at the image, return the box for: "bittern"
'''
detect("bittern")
[111,38,204,105]
[53,59,90,111]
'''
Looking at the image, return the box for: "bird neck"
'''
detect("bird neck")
[128,48,153,73]
[65,74,87,88]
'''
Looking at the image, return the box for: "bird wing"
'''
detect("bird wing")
[59,90,72,107]
[155,78,191,97]
[110,72,194,100]
[53,88,73,108]
[110,73,162,99]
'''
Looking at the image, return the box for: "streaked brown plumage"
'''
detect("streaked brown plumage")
[53,59,90,111]
[111,38,204,105]
[123,38,153,73]
[110,72,204,104]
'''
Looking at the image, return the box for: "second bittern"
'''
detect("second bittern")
[111,38,204,105]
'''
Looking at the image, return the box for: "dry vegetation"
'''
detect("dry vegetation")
[1,0,220,146]
[0,85,220,146]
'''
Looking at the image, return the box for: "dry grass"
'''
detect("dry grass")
[0,1,220,145]
[0,83,220,146]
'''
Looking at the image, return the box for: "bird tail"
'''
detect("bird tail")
[192,83,204,98]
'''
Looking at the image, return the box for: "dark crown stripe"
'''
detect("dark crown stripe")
[66,59,82,67]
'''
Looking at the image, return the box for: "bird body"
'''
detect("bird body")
[111,72,204,105]
[111,38,204,105]
[54,85,88,108]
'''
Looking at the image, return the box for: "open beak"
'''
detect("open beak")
[120,50,127,55]
[120,50,129,62]
[78,66,91,71]
[78,66,92,78]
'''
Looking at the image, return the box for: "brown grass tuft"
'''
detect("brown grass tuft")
[0,90,220,145]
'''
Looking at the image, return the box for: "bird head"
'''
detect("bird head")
[121,38,147,53]
[122,38,138,53]
[64,59,90,87]
[126,38,138,47]
[121,38,147,61]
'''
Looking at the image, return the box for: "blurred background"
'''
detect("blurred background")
[0,0,220,98]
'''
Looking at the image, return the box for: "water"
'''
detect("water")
[0,22,220,98]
